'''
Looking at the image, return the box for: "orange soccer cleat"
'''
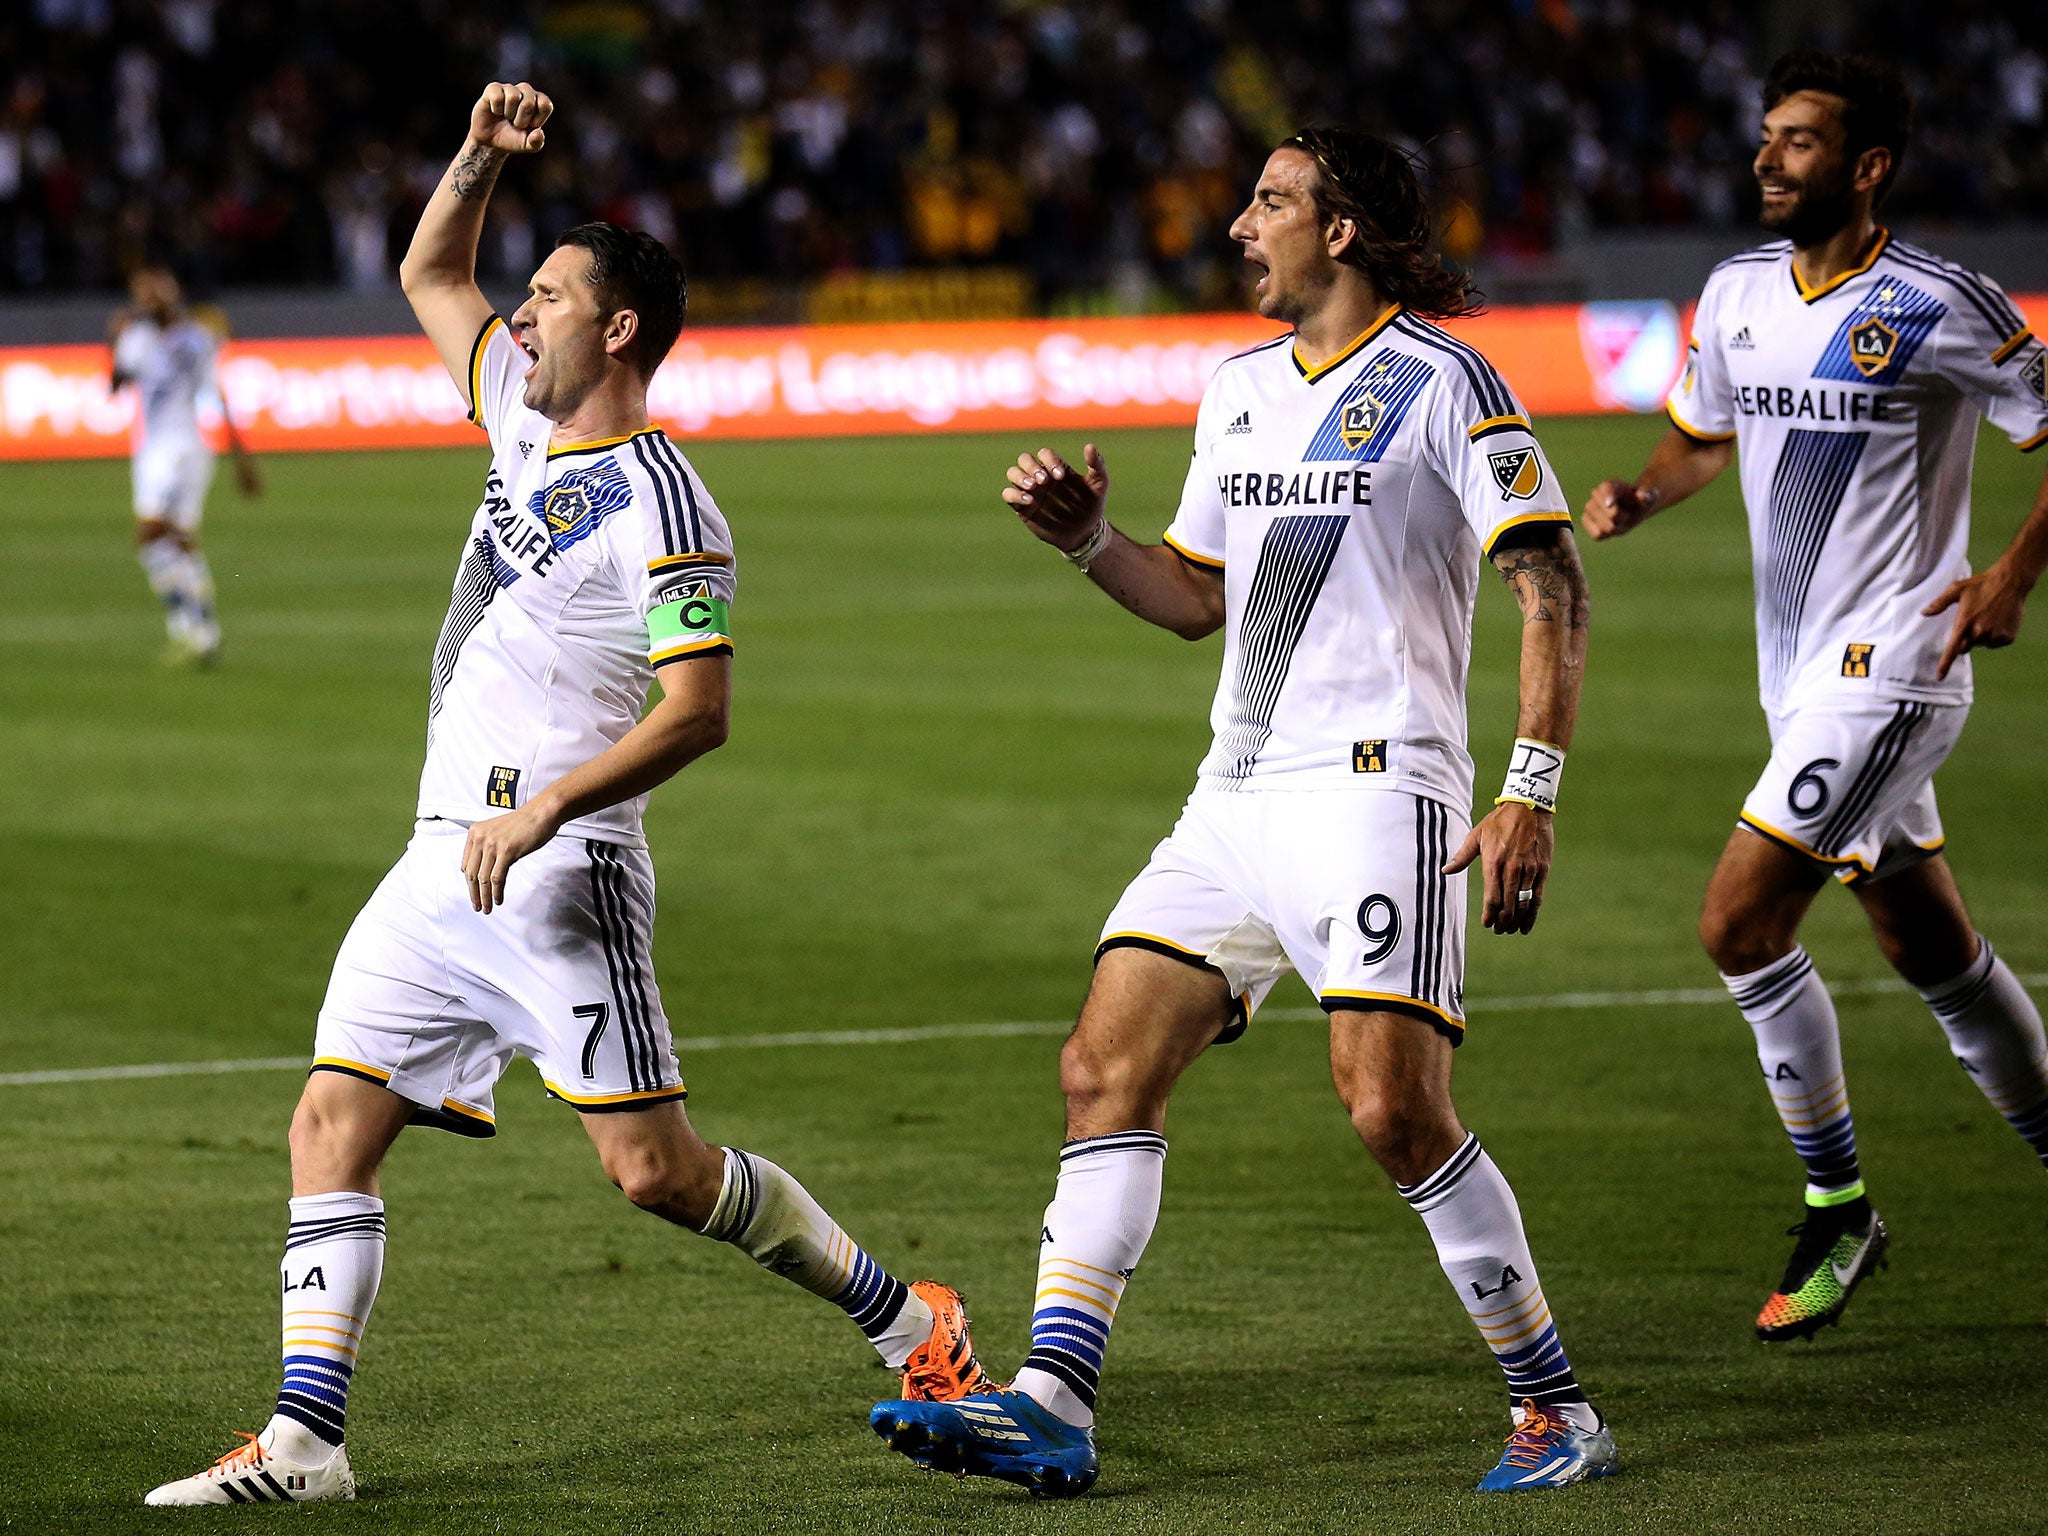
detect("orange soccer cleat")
[898,1280,991,1402]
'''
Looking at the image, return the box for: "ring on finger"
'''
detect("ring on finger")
[1517,887,1536,903]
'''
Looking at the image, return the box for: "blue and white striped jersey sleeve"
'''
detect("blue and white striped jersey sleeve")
[1930,273,2048,452]
[606,433,737,669]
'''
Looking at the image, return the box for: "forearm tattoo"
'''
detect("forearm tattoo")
[1492,538,1590,630]
[450,144,504,202]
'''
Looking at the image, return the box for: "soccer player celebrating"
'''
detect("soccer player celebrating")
[1586,53,2048,1342]
[143,83,985,1507]
[872,128,1614,1495]
[108,265,262,666]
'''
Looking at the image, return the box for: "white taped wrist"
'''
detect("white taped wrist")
[1063,520,1113,572]
[1497,738,1564,813]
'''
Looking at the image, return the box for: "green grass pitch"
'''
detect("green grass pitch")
[1,417,2044,1534]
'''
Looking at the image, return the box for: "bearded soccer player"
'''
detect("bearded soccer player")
[871,128,1614,1496]
[143,83,985,1507]
[108,265,262,665]
[1586,52,2048,1343]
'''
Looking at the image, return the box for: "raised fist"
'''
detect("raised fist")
[470,82,552,155]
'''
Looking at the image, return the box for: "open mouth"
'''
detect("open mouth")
[1245,253,1270,292]
[514,330,540,377]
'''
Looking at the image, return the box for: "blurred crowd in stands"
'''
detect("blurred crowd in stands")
[4,0,2046,308]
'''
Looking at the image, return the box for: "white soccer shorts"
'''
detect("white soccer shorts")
[313,821,685,1136]
[1097,786,1469,1044]
[1739,698,1965,886]
[131,438,214,530]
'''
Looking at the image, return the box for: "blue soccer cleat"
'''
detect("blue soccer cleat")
[1475,1401,1619,1492]
[870,1387,1099,1498]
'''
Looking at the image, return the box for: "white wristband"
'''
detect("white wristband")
[1497,738,1565,813]
[1062,520,1114,572]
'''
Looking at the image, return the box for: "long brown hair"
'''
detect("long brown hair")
[1281,127,1481,320]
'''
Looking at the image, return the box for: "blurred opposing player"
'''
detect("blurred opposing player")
[1586,53,2048,1342]
[873,129,1614,1495]
[108,265,262,665]
[143,83,984,1508]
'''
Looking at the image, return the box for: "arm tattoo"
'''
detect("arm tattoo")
[450,144,504,202]
[1492,538,1590,630]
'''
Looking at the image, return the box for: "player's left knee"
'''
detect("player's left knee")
[1344,1085,1455,1185]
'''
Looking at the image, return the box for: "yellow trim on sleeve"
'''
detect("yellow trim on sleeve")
[1319,990,1467,1028]
[648,551,734,574]
[467,316,504,427]
[1161,531,1225,570]
[1991,328,2034,366]
[1468,413,1531,439]
[1792,227,1889,303]
[1293,303,1402,382]
[1666,401,1737,444]
[2018,425,2048,453]
[649,635,734,665]
[1482,510,1574,555]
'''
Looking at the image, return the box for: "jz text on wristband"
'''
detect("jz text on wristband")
[1497,738,1565,813]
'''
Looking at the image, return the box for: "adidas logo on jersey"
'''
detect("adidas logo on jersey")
[1224,411,1253,435]
[1728,326,1755,350]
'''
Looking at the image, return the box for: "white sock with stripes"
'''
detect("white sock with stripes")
[1722,948,1865,1206]
[1919,938,2048,1169]
[701,1147,931,1367]
[1011,1130,1166,1429]
[138,537,186,638]
[1400,1134,1596,1432]
[173,546,221,653]
[263,1192,385,1463]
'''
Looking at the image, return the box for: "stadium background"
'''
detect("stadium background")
[4,2,2046,1532]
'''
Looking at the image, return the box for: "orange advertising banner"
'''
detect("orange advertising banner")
[4,299,2037,461]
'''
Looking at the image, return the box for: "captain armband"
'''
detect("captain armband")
[647,592,732,663]
[1496,738,1565,814]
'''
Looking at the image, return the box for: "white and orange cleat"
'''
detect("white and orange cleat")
[143,1430,355,1506]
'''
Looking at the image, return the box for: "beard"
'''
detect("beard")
[1758,170,1858,247]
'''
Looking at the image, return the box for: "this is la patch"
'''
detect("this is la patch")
[1487,447,1542,500]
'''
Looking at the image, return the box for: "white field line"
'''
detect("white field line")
[5,972,2041,1089]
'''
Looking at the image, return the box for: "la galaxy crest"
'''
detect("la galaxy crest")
[1487,447,1542,500]
[1848,316,1900,379]
[532,456,634,551]
[1339,391,1387,451]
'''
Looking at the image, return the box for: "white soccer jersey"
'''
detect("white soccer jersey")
[415,315,737,847]
[1163,305,1572,809]
[1667,231,2048,713]
[113,316,218,454]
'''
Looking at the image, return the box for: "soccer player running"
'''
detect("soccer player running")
[872,128,1615,1496]
[144,83,986,1507]
[108,265,262,666]
[1586,52,2048,1343]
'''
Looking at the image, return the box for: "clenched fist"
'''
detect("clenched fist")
[470,82,552,156]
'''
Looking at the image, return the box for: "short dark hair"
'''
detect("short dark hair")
[1278,127,1480,320]
[1762,51,1913,204]
[552,222,688,379]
